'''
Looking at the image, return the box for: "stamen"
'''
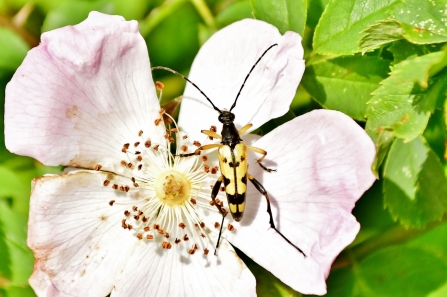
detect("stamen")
[109,200,115,206]
[103,180,110,186]
[94,164,102,171]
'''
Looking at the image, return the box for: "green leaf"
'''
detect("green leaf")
[101,0,149,20]
[0,201,33,286]
[0,28,29,73]
[313,0,400,55]
[358,246,447,296]
[383,136,447,228]
[387,39,445,64]
[424,109,447,161]
[0,166,29,200]
[366,51,447,144]
[358,19,404,54]
[41,0,95,32]
[391,0,447,44]
[306,0,330,29]
[325,267,356,297]
[216,0,253,29]
[250,0,307,35]
[301,55,390,121]
[3,285,35,297]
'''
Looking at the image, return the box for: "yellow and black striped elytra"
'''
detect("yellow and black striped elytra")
[152,44,306,257]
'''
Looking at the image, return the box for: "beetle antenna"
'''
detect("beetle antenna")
[229,44,278,112]
[152,66,221,113]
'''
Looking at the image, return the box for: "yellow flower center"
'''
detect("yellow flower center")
[155,170,191,206]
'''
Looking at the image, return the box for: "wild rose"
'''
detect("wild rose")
[5,12,375,296]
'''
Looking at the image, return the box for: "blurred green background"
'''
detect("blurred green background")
[1,0,447,296]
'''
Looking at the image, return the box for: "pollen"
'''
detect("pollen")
[155,170,191,206]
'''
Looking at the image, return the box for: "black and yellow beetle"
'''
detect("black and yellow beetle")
[152,44,305,256]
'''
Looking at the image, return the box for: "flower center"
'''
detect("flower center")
[155,170,191,206]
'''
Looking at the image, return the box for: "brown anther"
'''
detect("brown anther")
[215,198,221,205]
[134,142,140,147]
[138,130,143,136]
[154,224,160,230]
[165,117,173,124]
[209,200,215,206]
[142,216,148,223]
[119,186,125,192]
[218,201,223,207]
[153,144,159,151]
[133,183,139,187]
[124,210,130,216]
[157,229,164,235]
[139,210,143,216]
[188,249,196,255]
[165,232,170,238]
[200,222,205,228]
[204,248,209,255]
[137,233,143,240]
[123,143,130,149]
[136,156,143,162]
[135,151,141,155]
[211,125,217,132]
[138,164,143,170]
[175,238,181,244]
[120,160,127,166]
[194,223,199,228]
[220,186,225,192]
[201,233,206,238]
[155,118,162,126]
[124,185,130,192]
[201,156,208,162]
[194,244,198,250]
[155,81,164,91]
[183,234,189,241]
[128,224,133,230]
[134,215,140,221]
[132,206,138,212]
[162,241,172,249]
[164,132,169,139]
[94,164,102,171]
[179,222,186,229]
[159,108,165,115]
[170,128,178,133]
[168,137,175,143]
[228,224,235,232]
[190,198,196,205]
[109,200,115,206]
[127,163,133,169]
[146,234,154,240]
[121,219,127,229]
[193,141,201,147]
[144,226,150,232]
[103,180,110,187]
[145,140,152,148]
[131,177,136,183]
[204,164,210,173]
[181,145,188,152]
[214,222,220,228]
[182,135,188,140]
[211,167,218,174]
[122,147,128,153]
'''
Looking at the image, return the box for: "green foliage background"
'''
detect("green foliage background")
[1,0,447,296]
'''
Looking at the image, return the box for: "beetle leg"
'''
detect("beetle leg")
[201,129,222,139]
[246,145,276,172]
[248,174,306,257]
[238,123,253,135]
[179,143,221,157]
[211,175,227,255]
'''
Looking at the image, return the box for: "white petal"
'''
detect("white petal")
[28,170,151,296]
[5,12,163,173]
[112,233,256,297]
[178,19,304,141]
[222,110,375,295]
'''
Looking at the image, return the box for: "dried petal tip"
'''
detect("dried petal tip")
[155,81,164,90]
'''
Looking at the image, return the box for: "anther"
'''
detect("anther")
[194,223,199,228]
[147,234,154,240]
[215,198,221,205]
[179,222,186,229]
[134,183,139,187]
[200,222,205,228]
[136,156,143,162]
[112,184,119,190]
[211,167,218,174]
[175,238,181,244]
[138,164,143,170]
[181,145,188,152]
[201,156,208,162]
[154,144,159,151]
[132,206,138,212]
[182,135,188,140]
[188,249,195,255]
[214,222,220,228]
[157,229,165,235]
[193,141,201,147]
[183,234,189,241]
[122,147,128,153]
[168,137,174,143]
[120,160,127,166]
[121,220,127,229]
[142,216,148,223]
[135,151,141,155]
[134,215,140,221]
[109,200,115,206]
[119,186,125,192]
[103,180,110,186]
[145,140,152,148]
[210,126,217,132]
[228,224,235,232]
[201,233,206,238]
[144,226,150,232]
[123,143,130,149]
[124,210,130,216]
[164,132,169,139]
[124,185,130,192]
[155,118,162,126]
[154,224,160,230]
[137,233,143,240]
[170,128,178,133]
[131,177,136,183]
[162,241,172,249]
[204,248,209,255]
[204,164,210,173]
[165,232,170,238]
[128,224,133,230]
[134,142,140,147]
[190,198,196,205]
[94,164,102,171]
[138,130,143,136]
[127,163,133,169]
[209,200,215,206]
[159,108,165,115]
[155,81,164,90]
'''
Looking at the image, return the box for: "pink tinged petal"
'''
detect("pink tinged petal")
[28,170,151,296]
[112,234,255,297]
[5,12,163,173]
[223,110,376,295]
[178,19,304,141]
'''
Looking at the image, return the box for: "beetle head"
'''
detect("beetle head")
[218,110,235,124]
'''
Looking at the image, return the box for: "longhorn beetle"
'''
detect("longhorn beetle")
[152,44,306,257]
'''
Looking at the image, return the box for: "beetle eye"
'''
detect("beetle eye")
[218,113,224,123]
[230,113,235,121]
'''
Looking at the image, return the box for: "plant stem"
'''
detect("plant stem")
[190,0,215,29]
[139,0,188,37]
